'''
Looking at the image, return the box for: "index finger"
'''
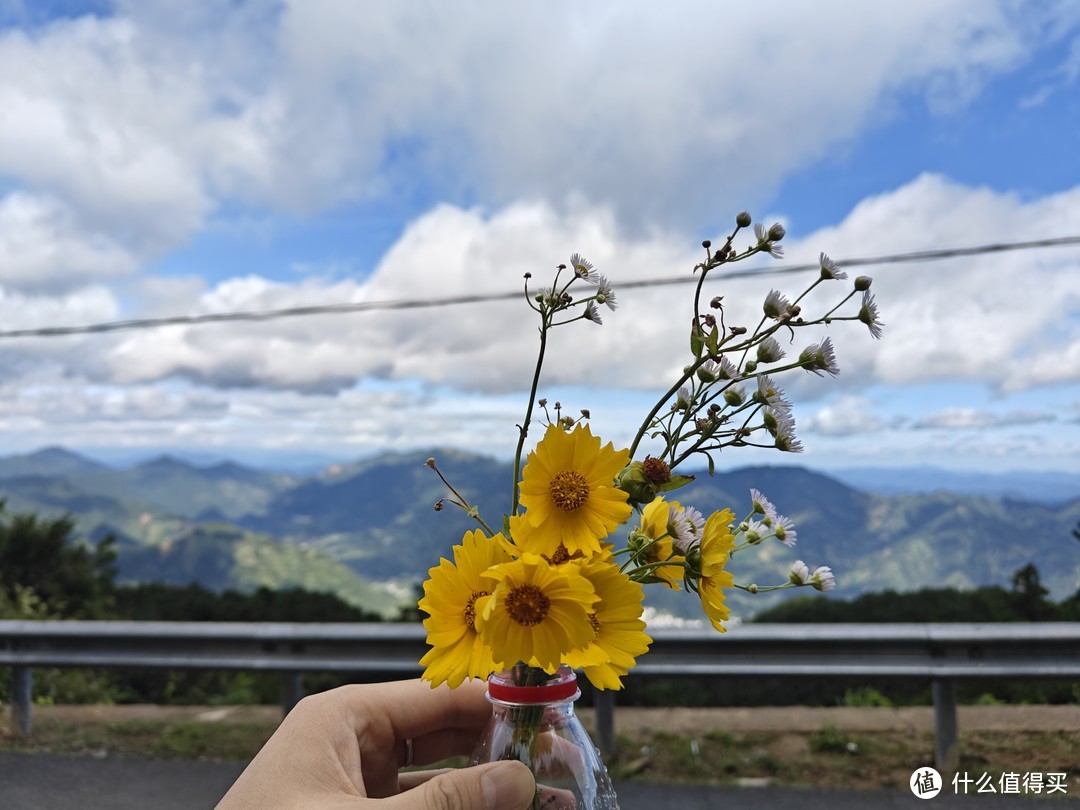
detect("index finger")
[341,678,492,763]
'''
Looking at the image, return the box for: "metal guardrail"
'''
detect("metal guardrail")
[2,620,1079,773]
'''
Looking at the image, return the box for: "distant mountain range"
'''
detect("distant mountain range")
[0,447,1077,619]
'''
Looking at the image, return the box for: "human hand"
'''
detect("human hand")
[216,679,536,810]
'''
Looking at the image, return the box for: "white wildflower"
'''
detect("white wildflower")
[819,252,847,280]
[789,560,810,585]
[811,565,836,592]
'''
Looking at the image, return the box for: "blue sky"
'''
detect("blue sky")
[0,0,1077,474]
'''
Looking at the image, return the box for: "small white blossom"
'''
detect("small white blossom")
[743,519,768,544]
[819,252,847,280]
[583,302,603,325]
[676,386,693,409]
[762,289,791,319]
[749,488,777,518]
[799,338,839,377]
[569,252,595,280]
[811,565,836,591]
[756,375,792,413]
[858,291,884,339]
[592,274,617,310]
[717,356,740,380]
[697,359,721,382]
[753,223,785,258]
[768,408,802,452]
[756,337,785,364]
[789,560,810,585]
[772,515,797,547]
[668,504,706,552]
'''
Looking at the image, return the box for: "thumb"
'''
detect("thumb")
[388,761,536,810]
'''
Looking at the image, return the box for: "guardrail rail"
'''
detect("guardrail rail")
[2,620,1078,773]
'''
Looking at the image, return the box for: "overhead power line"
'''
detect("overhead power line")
[1,234,1078,340]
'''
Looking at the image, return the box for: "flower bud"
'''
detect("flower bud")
[617,462,658,508]
[854,276,872,291]
[685,546,702,576]
[723,386,745,406]
[736,211,752,228]
[768,223,786,241]
[702,239,712,249]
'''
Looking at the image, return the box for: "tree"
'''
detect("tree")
[0,503,117,618]
[1009,563,1054,621]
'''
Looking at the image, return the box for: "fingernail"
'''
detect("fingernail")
[481,761,535,810]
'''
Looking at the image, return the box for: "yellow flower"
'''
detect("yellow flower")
[476,553,598,672]
[518,424,632,556]
[418,529,511,688]
[696,509,736,632]
[564,559,651,690]
[636,496,685,590]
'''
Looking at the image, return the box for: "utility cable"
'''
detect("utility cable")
[0,234,1077,340]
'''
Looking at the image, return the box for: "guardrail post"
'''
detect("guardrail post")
[12,666,33,736]
[932,679,958,774]
[280,671,304,716]
[594,689,615,761]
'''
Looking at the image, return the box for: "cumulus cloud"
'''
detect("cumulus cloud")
[913,407,1057,430]
[1,0,1075,246]
[4,174,1075,402]
[1,1,1078,465]
[0,191,138,292]
[801,396,895,437]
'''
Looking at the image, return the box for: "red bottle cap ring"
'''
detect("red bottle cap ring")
[487,676,580,704]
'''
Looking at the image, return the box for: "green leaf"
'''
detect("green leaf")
[690,325,704,357]
[705,325,719,355]
[657,474,695,494]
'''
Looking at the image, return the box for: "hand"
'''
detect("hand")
[217,679,536,810]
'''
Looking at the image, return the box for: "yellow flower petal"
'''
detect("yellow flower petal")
[477,554,598,672]
[418,530,512,687]
[519,425,631,556]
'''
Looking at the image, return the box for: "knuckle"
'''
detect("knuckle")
[427,775,474,810]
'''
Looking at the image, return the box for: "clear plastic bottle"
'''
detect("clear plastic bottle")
[469,665,619,810]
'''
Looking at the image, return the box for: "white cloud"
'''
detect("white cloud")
[0,191,138,292]
[8,175,1077,402]
[1,1,1078,467]
[802,396,894,437]
[1,0,1074,244]
[913,407,1057,430]
[266,0,1070,225]
[781,174,1080,394]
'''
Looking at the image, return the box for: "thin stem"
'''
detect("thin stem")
[512,318,550,517]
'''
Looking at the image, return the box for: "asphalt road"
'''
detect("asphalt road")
[0,752,1046,808]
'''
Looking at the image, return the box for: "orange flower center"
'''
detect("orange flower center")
[549,470,589,512]
[543,543,585,566]
[642,455,671,484]
[505,584,551,627]
[463,590,490,630]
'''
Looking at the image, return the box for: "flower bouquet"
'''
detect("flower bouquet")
[417,212,883,808]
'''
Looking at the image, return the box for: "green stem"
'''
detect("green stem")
[512,318,550,517]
